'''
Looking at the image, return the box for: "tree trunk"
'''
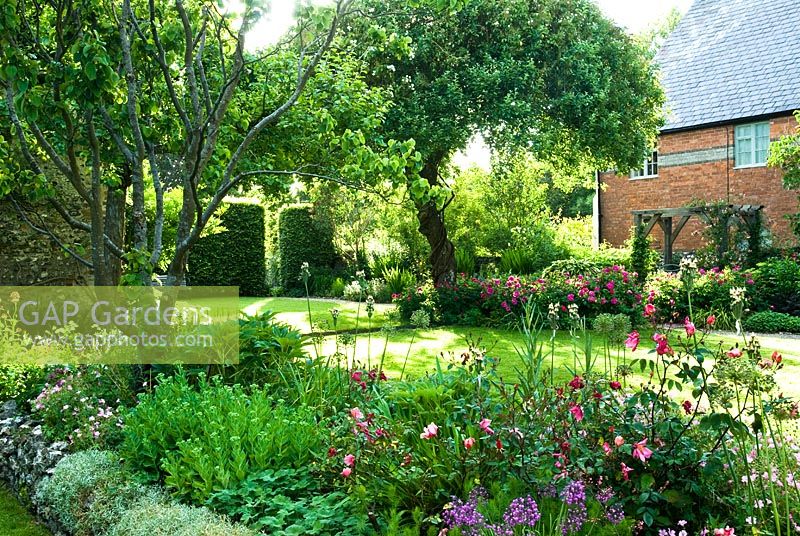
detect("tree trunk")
[415,156,455,286]
[104,187,126,285]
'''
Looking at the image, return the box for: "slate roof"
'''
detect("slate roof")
[655,0,800,132]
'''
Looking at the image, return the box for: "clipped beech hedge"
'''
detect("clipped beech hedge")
[188,202,267,296]
[278,204,337,292]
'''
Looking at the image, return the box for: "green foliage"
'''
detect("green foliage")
[382,266,416,295]
[189,203,267,296]
[454,248,476,275]
[0,365,44,402]
[278,205,337,293]
[499,249,538,276]
[541,258,603,279]
[108,501,255,536]
[742,311,800,334]
[750,256,800,316]
[768,110,800,190]
[207,467,369,535]
[229,311,308,384]
[629,224,657,281]
[121,372,325,503]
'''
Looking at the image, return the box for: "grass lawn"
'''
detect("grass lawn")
[240,296,394,332]
[243,297,800,396]
[0,488,50,536]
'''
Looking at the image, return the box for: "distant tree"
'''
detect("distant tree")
[345,0,665,284]
[767,110,800,240]
[636,7,683,55]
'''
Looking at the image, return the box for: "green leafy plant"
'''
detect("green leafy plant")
[121,372,326,503]
[207,467,369,535]
[382,266,415,296]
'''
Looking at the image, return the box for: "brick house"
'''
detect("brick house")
[595,0,800,254]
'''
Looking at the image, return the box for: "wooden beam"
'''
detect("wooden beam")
[657,216,674,266]
[643,215,660,237]
[672,215,691,242]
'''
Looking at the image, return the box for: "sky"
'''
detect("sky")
[241,0,695,168]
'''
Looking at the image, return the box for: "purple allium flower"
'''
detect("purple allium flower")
[560,480,586,506]
[540,483,558,498]
[503,496,540,528]
[562,504,587,535]
[596,487,615,504]
[606,503,625,525]
[442,497,485,536]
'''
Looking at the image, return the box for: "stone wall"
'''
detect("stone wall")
[0,400,69,535]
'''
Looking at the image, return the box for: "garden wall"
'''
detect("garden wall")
[599,114,799,250]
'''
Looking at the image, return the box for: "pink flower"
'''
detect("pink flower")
[625,331,640,352]
[644,303,656,317]
[713,528,735,536]
[420,422,439,439]
[341,467,352,477]
[632,438,653,463]
[569,404,584,422]
[652,333,673,356]
[567,293,575,302]
[614,435,624,447]
[351,370,363,382]
[727,347,742,358]
[621,462,633,481]
[464,437,476,449]
[603,442,612,455]
[343,454,355,467]
[610,380,622,390]
[684,317,696,337]
[478,418,495,435]
[350,407,364,421]
[706,314,716,326]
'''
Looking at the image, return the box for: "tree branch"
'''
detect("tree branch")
[9,195,94,269]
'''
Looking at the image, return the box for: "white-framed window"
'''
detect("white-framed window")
[630,150,658,179]
[735,122,770,167]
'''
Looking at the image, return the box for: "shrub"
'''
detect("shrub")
[278,205,337,292]
[329,277,346,298]
[188,203,267,296]
[499,248,538,275]
[121,372,325,503]
[342,279,365,301]
[366,278,392,303]
[35,450,121,533]
[108,501,255,536]
[541,258,604,279]
[743,311,800,333]
[0,364,45,402]
[231,312,308,384]
[207,467,369,535]
[750,257,800,316]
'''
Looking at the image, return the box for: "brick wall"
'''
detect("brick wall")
[599,114,799,250]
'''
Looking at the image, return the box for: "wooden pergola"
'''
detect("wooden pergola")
[632,204,764,267]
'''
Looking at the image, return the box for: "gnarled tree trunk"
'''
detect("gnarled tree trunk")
[416,156,455,286]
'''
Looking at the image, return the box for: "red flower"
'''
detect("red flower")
[328,447,337,458]
[772,351,783,365]
[682,400,693,414]
[351,370,363,382]
[568,375,585,390]
[644,303,656,317]
[706,314,716,326]
[652,333,673,356]
[495,439,503,451]
[727,347,742,358]
[569,404,584,422]
[610,381,622,390]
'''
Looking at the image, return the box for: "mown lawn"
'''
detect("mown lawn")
[0,488,50,536]
[242,297,800,396]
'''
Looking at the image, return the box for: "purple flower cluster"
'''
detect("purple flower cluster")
[502,496,541,528]
[560,480,586,505]
[441,488,540,536]
[442,496,485,536]
[596,487,614,504]
[606,503,625,525]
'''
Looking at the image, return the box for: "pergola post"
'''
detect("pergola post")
[657,217,674,267]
